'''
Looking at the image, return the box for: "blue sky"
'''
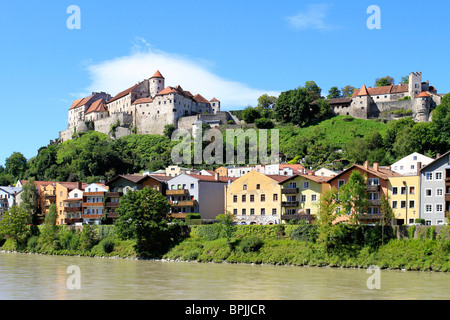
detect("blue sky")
[1,0,449,166]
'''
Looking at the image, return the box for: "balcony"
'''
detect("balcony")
[281,214,310,221]
[359,214,383,220]
[64,218,83,225]
[445,193,450,202]
[166,189,189,196]
[281,201,299,207]
[84,192,105,196]
[83,214,103,219]
[170,213,188,219]
[105,202,119,208]
[83,202,104,207]
[64,206,82,213]
[106,212,119,219]
[366,185,380,192]
[171,200,197,207]
[368,199,381,206]
[107,192,122,198]
[281,188,299,194]
[44,194,56,199]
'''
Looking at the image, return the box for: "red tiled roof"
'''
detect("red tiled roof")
[417,91,430,98]
[187,174,237,183]
[150,70,164,79]
[210,97,219,102]
[265,175,293,183]
[353,84,408,97]
[108,84,139,103]
[193,94,210,104]
[86,99,107,114]
[156,86,180,96]
[132,97,153,105]
[69,94,96,110]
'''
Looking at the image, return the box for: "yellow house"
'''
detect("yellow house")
[224,170,290,225]
[55,182,87,225]
[388,175,420,225]
[280,174,329,223]
[42,184,57,216]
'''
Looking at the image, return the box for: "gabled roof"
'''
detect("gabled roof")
[353,84,409,97]
[85,99,107,114]
[108,84,139,103]
[56,182,89,190]
[210,97,219,102]
[193,94,210,104]
[356,84,369,96]
[69,94,96,110]
[132,97,153,105]
[417,91,430,98]
[186,174,237,183]
[0,186,22,195]
[150,70,164,79]
[279,174,331,184]
[327,163,401,182]
[419,150,450,172]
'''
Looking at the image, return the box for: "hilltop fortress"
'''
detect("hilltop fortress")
[59,70,236,142]
[328,72,444,122]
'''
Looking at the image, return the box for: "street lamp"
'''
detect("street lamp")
[403,181,408,225]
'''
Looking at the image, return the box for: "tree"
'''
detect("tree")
[215,212,236,249]
[163,124,176,139]
[242,106,261,124]
[115,187,172,256]
[399,75,409,84]
[19,178,39,220]
[341,85,356,98]
[327,86,342,99]
[339,171,368,225]
[317,188,340,250]
[0,205,30,242]
[5,152,28,180]
[304,81,322,101]
[257,94,277,109]
[375,76,394,87]
[379,193,394,246]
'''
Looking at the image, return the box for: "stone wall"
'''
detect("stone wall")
[93,113,133,138]
[177,111,233,131]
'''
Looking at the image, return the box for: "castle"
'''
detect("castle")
[59,70,235,142]
[328,72,444,122]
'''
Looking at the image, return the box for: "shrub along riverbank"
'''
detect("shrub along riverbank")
[1,223,449,272]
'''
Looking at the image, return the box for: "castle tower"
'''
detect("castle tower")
[210,98,220,114]
[408,72,422,98]
[351,84,371,119]
[414,91,431,122]
[149,70,165,97]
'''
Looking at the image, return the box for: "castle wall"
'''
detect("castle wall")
[368,100,414,118]
[93,113,133,138]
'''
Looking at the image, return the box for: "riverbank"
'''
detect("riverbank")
[1,224,448,271]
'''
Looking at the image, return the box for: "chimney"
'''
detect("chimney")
[436,153,441,159]
[215,172,220,181]
[417,162,422,175]
[364,161,369,170]
[78,182,82,190]
[373,162,379,172]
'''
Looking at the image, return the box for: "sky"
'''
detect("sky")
[0,0,449,166]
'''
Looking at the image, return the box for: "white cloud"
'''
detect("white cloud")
[286,4,336,31]
[82,39,279,109]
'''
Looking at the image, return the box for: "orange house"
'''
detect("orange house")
[324,161,401,224]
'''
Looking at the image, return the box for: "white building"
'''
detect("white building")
[391,152,434,176]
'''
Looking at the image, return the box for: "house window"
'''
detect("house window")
[338,180,345,188]
[413,156,417,160]
[435,172,442,180]
[233,209,237,215]
[425,172,433,180]
[242,195,246,202]
[368,207,379,214]
[301,195,306,202]
[436,204,443,212]
[250,195,255,202]
[425,204,433,213]
[409,200,415,208]
[233,195,237,203]
[368,178,379,185]
[425,220,431,226]
[261,208,265,216]
[190,184,194,189]
[256,184,260,190]
[303,181,310,189]
[401,187,406,195]
[392,187,398,195]
[400,201,406,209]
[243,185,247,190]
[311,194,317,202]
[261,194,266,202]
[392,201,398,209]
[250,208,255,215]
[273,194,278,201]
[425,189,432,197]
[409,186,415,194]
[436,188,443,196]
[242,209,246,215]
[272,208,277,216]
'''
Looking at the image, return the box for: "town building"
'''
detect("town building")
[56,182,89,225]
[0,186,22,217]
[279,173,330,223]
[390,152,434,176]
[167,173,234,220]
[324,161,401,224]
[419,151,450,225]
[224,171,290,225]
[63,186,84,225]
[83,183,109,225]
[388,175,420,225]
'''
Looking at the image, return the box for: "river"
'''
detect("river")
[0,252,448,300]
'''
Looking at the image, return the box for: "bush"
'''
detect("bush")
[238,236,264,253]
[415,218,425,225]
[27,236,40,252]
[185,213,202,225]
[100,236,116,254]
[290,224,318,242]
[255,118,274,129]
